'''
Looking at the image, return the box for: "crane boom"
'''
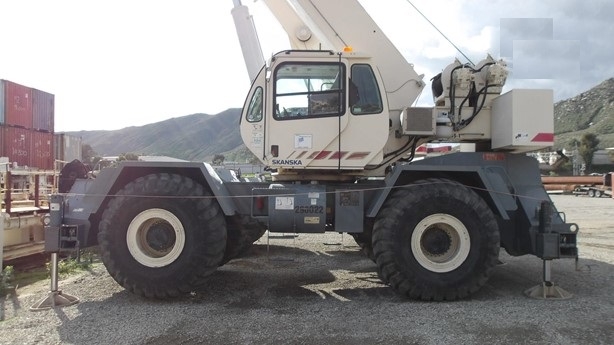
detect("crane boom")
[231,0,265,82]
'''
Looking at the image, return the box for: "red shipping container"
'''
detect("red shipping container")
[2,126,31,167]
[32,88,54,132]
[0,81,5,124]
[31,130,54,170]
[3,80,33,128]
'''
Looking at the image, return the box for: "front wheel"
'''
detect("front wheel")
[373,178,500,301]
[98,173,226,298]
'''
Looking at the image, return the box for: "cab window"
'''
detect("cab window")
[274,62,345,120]
[246,87,263,122]
[350,64,383,115]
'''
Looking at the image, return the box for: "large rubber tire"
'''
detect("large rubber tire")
[351,219,375,262]
[98,173,226,298]
[588,189,596,197]
[221,215,267,264]
[372,178,500,301]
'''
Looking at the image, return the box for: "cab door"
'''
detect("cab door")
[265,57,350,169]
[264,56,388,170]
[241,55,389,171]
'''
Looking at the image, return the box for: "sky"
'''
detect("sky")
[1,0,613,132]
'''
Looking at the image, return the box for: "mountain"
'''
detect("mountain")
[554,78,614,149]
[68,108,243,161]
[65,78,614,161]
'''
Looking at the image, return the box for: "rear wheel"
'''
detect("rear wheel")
[98,173,226,298]
[222,215,267,264]
[372,178,500,301]
[588,189,596,197]
[351,219,375,262]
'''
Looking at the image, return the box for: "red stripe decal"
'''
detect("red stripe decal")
[314,151,332,160]
[307,152,319,159]
[346,152,370,160]
[531,133,554,142]
[329,151,348,159]
[296,151,307,159]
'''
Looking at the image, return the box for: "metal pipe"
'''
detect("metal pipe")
[50,253,59,293]
[35,175,40,208]
[541,176,603,185]
[5,172,12,213]
[543,260,552,284]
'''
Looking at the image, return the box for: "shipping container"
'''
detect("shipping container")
[31,130,54,170]
[3,80,33,128]
[2,126,31,167]
[0,129,3,168]
[32,88,54,132]
[0,81,4,124]
[54,133,82,163]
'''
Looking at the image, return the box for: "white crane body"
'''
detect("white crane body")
[234,0,554,178]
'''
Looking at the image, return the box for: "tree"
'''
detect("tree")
[249,155,261,165]
[118,153,139,161]
[566,138,580,151]
[233,146,260,165]
[578,133,600,171]
[212,154,225,165]
[82,143,98,163]
[91,156,102,168]
[125,153,139,161]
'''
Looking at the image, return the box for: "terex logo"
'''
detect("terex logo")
[271,159,303,166]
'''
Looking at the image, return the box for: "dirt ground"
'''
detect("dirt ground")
[1,194,613,344]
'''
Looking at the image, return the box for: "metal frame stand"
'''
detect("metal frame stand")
[30,253,79,311]
[266,230,297,262]
[524,259,573,300]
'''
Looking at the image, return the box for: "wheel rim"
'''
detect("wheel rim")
[127,208,185,268]
[410,213,471,273]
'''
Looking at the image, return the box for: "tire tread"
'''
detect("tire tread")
[372,178,500,301]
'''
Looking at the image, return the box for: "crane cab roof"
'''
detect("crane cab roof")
[271,49,372,60]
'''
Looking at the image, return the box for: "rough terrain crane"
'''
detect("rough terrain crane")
[44,0,578,301]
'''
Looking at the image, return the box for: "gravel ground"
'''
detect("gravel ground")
[1,194,613,345]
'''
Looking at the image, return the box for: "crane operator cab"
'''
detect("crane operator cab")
[235,0,556,182]
[240,50,391,178]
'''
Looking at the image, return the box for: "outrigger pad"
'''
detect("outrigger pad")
[524,282,573,300]
[30,290,79,311]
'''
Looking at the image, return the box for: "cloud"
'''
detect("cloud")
[394,0,613,103]
[0,0,612,130]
